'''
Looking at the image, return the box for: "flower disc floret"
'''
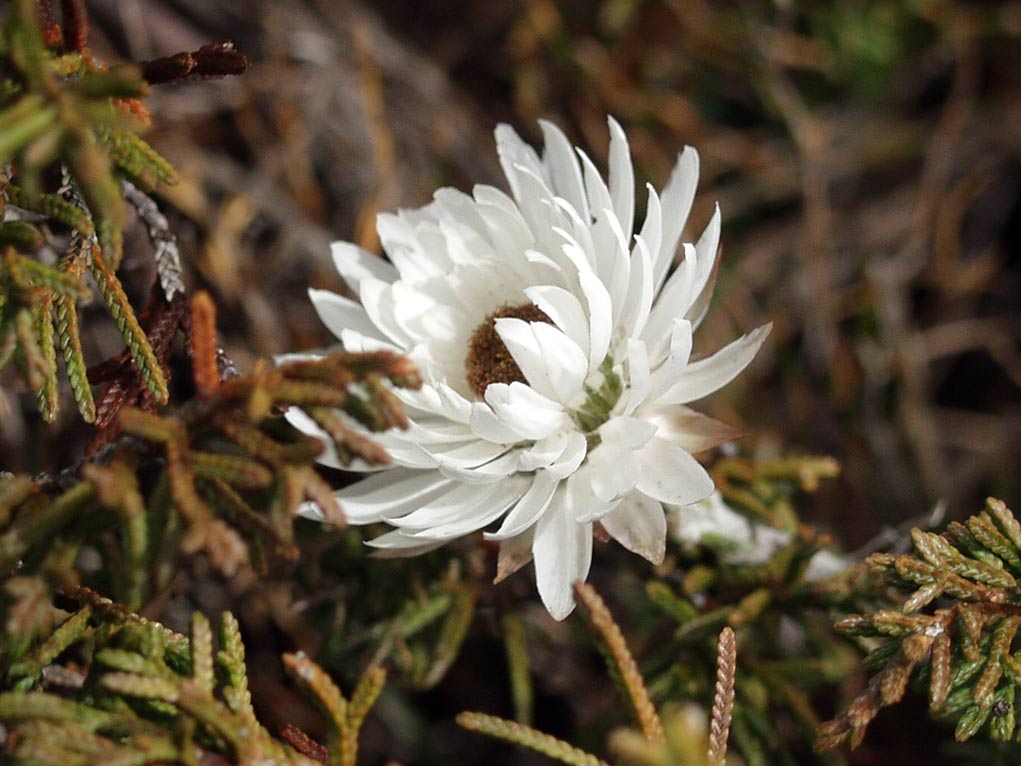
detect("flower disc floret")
[465,303,552,397]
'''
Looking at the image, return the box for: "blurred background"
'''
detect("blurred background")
[12,0,1013,545]
[1,1,1020,761]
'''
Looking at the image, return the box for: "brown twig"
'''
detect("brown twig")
[573,581,664,743]
[188,292,220,398]
[707,627,736,766]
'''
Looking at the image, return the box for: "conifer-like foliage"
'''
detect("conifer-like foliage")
[818,498,1021,750]
[0,6,418,761]
[0,590,385,766]
[0,0,250,424]
[629,457,859,766]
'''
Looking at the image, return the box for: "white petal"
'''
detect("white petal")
[668,492,788,565]
[554,227,598,278]
[578,269,613,370]
[805,551,851,582]
[553,198,600,273]
[646,319,693,403]
[494,317,555,400]
[531,323,588,404]
[540,120,588,221]
[525,285,590,358]
[447,259,525,324]
[524,248,563,274]
[391,419,476,446]
[435,383,472,423]
[645,207,722,345]
[601,491,666,565]
[476,197,535,264]
[638,184,662,276]
[358,277,413,348]
[377,213,450,281]
[635,438,714,505]
[658,324,771,405]
[532,500,593,620]
[374,441,441,469]
[433,187,489,236]
[495,527,534,583]
[601,208,632,326]
[685,204,722,329]
[308,289,385,343]
[545,431,588,478]
[440,218,497,267]
[469,402,530,443]
[643,243,698,359]
[390,282,445,342]
[496,124,547,203]
[623,339,650,416]
[297,500,325,521]
[654,146,699,292]
[485,470,560,540]
[338,470,455,524]
[585,447,641,506]
[566,460,618,524]
[577,148,613,228]
[509,165,563,247]
[391,481,505,530]
[406,477,529,539]
[339,328,402,355]
[331,241,398,290]
[473,183,524,219]
[485,382,570,440]
[598,417,658,450]
[366,529,446,558]
[438,451,521,484]
[607,116,635,243]
[618,234,655,340]
[425,440,511,469]
[275,351,322,365]
[649,405,743,454]
[518,431,570,471]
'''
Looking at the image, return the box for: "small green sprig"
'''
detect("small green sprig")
[0,603,382,766]
[818,498,1021,750]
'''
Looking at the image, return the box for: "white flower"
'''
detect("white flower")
[290,117,770,619]
[668,491,847,581]
[669,491,791,564]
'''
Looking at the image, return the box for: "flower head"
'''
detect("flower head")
[291,117,769,619]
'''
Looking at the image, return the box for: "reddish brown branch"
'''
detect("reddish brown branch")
[188,292,220,398]
[140,43,250,85]
[279,724,328,764]
[36,0,63,46]
[59,0,88,51]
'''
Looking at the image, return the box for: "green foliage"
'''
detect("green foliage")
[459,584,737,766]
[0,595,385,766]
[0,0,246,424]
[0,346,419,667]
[627,456,858,766]
[306,530,479,690]
[818,498,1021,750]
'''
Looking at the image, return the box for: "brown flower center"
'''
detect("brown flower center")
[465,303,552,398]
